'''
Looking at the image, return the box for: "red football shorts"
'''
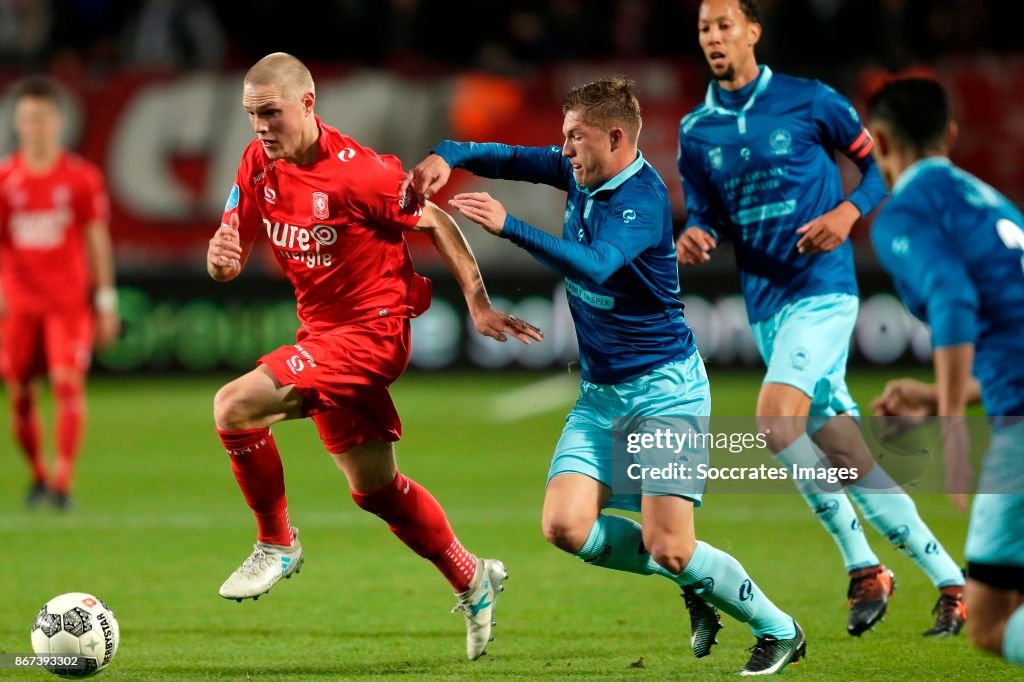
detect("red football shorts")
[0,307,94,382]
[258,316,412,454]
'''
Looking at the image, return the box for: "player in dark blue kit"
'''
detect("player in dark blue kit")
[677,0,966,637]
[869,78,1024,666]
[408,77,804,675]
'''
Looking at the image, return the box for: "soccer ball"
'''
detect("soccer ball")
[31,592,120,678]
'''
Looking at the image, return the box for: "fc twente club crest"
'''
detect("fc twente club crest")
[312,191,329,220]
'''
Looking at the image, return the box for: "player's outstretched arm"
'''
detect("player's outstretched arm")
[450,192,626,286]
[415,201,544,345]
[403,142,569,204]
[207,213,254,283]
[84,219,121,348]
[676,226,717,265]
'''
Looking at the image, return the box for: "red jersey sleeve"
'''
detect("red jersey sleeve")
[79,162,110,224]
[345,152,422,231]
[221,150,263,242]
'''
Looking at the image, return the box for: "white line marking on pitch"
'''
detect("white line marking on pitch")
[489,374,579,423]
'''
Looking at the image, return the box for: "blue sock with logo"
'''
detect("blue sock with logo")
[574,514,676,580]
[680,541,795,638]
[774,434,879,571]
[848,464,964,587]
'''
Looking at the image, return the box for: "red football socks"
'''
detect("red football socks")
[52,381,84,494]
[218,427,293,546]
[12,391,45,484]
[351,472,478,592]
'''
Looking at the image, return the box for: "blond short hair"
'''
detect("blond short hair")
[562,76,642,142]
[244,52,315,100]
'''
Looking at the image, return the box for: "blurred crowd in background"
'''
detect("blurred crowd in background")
[1,0,1018,87]
[0,0,1020,374]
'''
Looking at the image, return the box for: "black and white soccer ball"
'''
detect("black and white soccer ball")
[31,592,120,678]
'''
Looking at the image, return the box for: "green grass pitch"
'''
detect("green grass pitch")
[1,368,1018,680]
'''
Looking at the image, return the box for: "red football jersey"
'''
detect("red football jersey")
[0,152,109,311]
[223,117,430,332]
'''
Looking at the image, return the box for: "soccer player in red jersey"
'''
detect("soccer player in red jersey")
[207,53,543,661]
[0,76,120,511]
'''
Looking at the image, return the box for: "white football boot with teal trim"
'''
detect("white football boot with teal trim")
[452,558,507,660]
[219,528,304,601]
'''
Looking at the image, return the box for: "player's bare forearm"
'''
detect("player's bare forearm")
[85,221,121,346]
[416,202,543,344]
[933,344,976,417]
[933,344,976,510]
[416,201,491,311]
[84,221,117,291]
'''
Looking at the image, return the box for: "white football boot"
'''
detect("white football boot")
[452,558,507,660]
[219,528,304,601]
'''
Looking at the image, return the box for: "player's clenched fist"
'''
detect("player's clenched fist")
[208,213,244,281]
[675,226,717,265]
[404,154,452,202]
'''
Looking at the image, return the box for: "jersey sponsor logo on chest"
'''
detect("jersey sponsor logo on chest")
[9,207,72,249]
[264,219,337,269]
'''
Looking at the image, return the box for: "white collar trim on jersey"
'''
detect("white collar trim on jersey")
[704,65,773,135]
[892,156,951,197]
[580,151,646,196]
